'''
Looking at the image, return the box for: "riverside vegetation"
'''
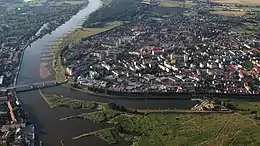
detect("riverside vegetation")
[49,0,260,145]
[0,0,88,86]
[41,93,260,146]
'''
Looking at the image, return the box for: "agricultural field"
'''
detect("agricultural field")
[211,10,246,16]
[159,1,197,8]
[67,21,124,43]
[47,0,87,5]
[210,5,247,16]
[231,22,260,35]
[213,0,260,5]
[23,0,87,6]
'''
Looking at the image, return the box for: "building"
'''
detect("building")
[0,76,4,86]
[66,67,73,76]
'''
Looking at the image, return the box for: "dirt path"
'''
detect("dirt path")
[235,113,258,126]
[227,129,242,146]
[199,114,233,146]
[215,114,233,138]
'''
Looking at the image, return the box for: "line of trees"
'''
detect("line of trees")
[82,0,148,28]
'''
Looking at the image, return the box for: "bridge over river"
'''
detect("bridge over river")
[0,80,66,93]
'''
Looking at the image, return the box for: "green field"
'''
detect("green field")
[67,21,124,43]
[74,112,260,146]
[70,99,260,145]
[231,21,260,35]
[0,142,7,146]
[42,94,260,146]
[23,0,87,6]
[40,92,97,109]
[73,127,118,144]
[159,1,197,8]
[225,100,260,116]
[79,110,122,123]
[47,0,87,6]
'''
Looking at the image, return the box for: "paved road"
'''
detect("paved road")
[0,80,57,91]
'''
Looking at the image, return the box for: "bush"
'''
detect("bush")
[251,110,258,114]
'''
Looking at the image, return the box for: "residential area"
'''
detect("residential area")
[0,0,87,87]
[63,0,260,95]
[0,91,34,146]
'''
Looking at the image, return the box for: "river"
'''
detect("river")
[17,0,101,85]
[16,0,197,145]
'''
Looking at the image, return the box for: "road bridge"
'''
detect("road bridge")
[0,80,67,93]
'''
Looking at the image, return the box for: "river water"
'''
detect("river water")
[16,0,198,145]
[17,0,101,85]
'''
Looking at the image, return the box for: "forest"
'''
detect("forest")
[82,0,148,28]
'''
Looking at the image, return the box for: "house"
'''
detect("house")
[0,76,4,86]
[66,66,74,76]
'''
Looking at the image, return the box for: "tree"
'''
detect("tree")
[225,103,236,110]
[251,110,258,114]
[256,12,260,19]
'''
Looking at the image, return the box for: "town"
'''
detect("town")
[63,1,260,96]
[0,90,34,146]
[0,0,88,87]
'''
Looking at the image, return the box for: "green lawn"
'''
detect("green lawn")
[73,128,118,144]
[69,21,124,43]
[74,112,260,146]
[79,110,122,123]
[47,0,87,6]
[160,1,197,8]
[0,142,7,146]
[231,28,255,35]
[40,93,97,109]
[70,99,260,146]
[231,22,260,35]
[44,94,260,146]
[225,100,260,116]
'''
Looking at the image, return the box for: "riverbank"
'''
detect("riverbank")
[16,1,110,145]
[12,0,89,87]
[61,82,260,100]
[1,0,90,87]
[42,92,260,146]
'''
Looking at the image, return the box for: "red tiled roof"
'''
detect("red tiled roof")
[152,47,161,51]
[7,101,15,122]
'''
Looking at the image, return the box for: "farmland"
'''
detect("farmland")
[211,10,246,16]
[213,0,260,5]
[159,1,197,8]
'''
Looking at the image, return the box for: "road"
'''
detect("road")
[0,80,57,91]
